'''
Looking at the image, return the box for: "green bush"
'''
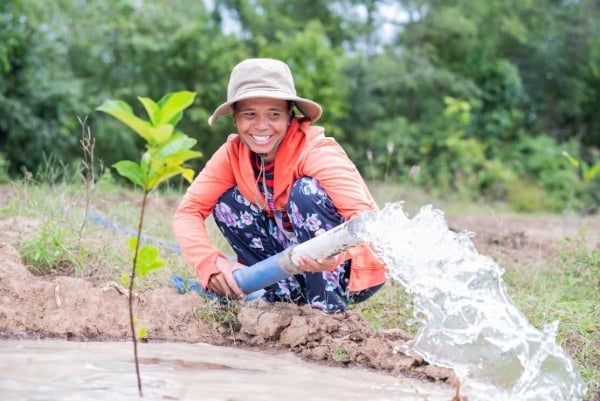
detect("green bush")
[506,179,548,212]
[478,158,517,201]
[494,135,584,212]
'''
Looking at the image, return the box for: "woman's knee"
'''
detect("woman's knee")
[288,177,343,231]
[289,177,338,215]
[289,177,323,203]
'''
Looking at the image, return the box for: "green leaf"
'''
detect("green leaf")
[153,134,198,159]
[97,99,133,115]
[128,237,138,251]
[165,149,203,164]
[113,160,146,188]
[583,163,600,182]
[146,164,184,189]
[97,99,174,144]
[562,151,580,168]
[143,134,202,188]
[138,96,159,125]
[155,91,196,125]
[167,111,183,127]
[121,273,130,287]
[138,327,148,339]
[135,244,166,277]
[150,124,175,144]
[140,151,151,178]
[181,167,196,183]
[97,100,153,142]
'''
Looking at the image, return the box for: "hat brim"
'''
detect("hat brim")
[208,90,322,126]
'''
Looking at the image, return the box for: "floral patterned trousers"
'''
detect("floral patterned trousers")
[213,177,380,313]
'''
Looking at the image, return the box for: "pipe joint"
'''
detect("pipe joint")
[278,247,302,275]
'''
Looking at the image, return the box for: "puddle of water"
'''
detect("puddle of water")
[357,203,587,401]
[0,339,454,401]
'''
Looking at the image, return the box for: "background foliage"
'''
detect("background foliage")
[1,0,599,212]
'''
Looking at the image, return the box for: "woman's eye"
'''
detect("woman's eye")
[242,112,255,119]
[268,112,281,119]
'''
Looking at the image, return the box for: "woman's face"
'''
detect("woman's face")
[233,98,290,162]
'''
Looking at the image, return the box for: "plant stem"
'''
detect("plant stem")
[77,116,94,248]
[129,190,149,397]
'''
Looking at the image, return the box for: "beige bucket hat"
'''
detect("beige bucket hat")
[208,58,322,126]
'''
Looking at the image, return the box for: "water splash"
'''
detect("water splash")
[358,202,587,401]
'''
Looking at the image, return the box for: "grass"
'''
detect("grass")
[194,298,242,334]
[507,233,600,394]
[331,345,350,363]
[1,179,196,288]
[0,178,598,398]
[351,280,417,333]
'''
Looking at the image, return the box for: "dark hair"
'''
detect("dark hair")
[231,100,295,112]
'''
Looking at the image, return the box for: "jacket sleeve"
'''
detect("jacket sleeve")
[300,136,387,290]
[301,136,378,217]
[172,142,237,288]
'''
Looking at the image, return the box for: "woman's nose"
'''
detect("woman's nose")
[254,116,270,129]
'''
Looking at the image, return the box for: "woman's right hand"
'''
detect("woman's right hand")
[206,257,245,299]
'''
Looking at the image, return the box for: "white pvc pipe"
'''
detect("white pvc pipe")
[289,216,367,265]
[232,212,372,294]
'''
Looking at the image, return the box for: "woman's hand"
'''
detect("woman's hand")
[295,229,341,272]
[295,254,339,273]
[207,257,245,299]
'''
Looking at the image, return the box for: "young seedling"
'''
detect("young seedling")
[97,91,201,396]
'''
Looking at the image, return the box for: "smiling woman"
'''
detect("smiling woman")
[173,58,387,313]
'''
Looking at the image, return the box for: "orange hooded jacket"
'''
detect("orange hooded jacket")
[173,117,386,292]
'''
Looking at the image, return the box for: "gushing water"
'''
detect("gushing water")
[357,202,587,401]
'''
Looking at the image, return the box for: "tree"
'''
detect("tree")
[0,0,248,176]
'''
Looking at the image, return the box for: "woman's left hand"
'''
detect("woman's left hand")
[295,255,338,273]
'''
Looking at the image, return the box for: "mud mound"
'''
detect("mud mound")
[235,302,452,381]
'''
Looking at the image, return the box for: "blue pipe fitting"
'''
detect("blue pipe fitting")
[232,253,289,294]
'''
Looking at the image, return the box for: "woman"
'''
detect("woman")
[173,58,386,313]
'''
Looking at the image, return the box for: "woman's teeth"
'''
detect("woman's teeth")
[252,135,270,144]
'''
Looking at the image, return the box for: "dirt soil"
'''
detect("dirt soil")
[1,188,599,399]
